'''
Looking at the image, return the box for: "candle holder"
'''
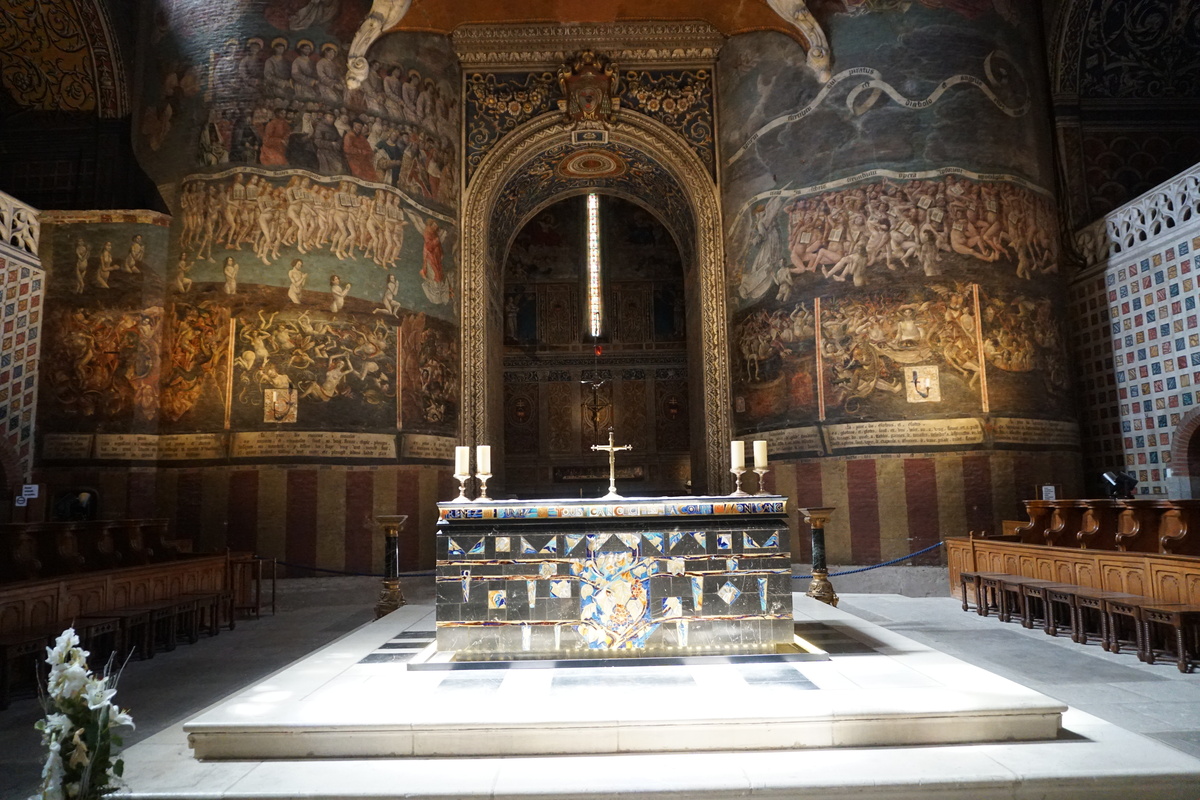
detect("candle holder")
[729,466,749,497]
[753,467,770,496]
[452,472,471,502]
[474,472,492,502]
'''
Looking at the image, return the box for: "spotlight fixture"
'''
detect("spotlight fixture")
[1101,470,1138,499]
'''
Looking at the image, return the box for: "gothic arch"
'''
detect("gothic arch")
[459,110,731,491]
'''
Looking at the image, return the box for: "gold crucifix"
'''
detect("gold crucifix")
[591,429,632,499]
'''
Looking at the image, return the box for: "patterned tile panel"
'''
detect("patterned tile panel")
[1071,231,1200,495]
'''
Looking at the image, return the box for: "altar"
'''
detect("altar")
[434,495,794,659]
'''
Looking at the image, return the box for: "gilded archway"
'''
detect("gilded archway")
[460,110,731,492]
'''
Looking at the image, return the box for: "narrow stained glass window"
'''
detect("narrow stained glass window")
[586,193,603,338]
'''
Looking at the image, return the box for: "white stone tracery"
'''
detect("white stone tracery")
[0,190,40,257]
[1074,163,1200,267]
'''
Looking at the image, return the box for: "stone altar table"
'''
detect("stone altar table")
[435,495,793,659]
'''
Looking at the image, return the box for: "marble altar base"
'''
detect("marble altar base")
[113,596,1200,798]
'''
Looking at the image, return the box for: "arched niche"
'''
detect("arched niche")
[460,111,731,493]
[1167,407,1200,499]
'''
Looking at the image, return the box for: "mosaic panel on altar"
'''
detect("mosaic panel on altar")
[435,496,793,659]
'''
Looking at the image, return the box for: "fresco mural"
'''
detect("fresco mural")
[732,300,819,427]
[36,216,169,432]
[817,285,982,424]
[720,2,1071,452]
[719,13,1047,200]
[124,3,462,455]
[978,285,1072,418]
[40,304,164,429]
[728,172,1058,313]
[159,300,230,428]
[397,311,458,435]
[230,307,397,430]
[172,168,456,318]
[136,3,460,213]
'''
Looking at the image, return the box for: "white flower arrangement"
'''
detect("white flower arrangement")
[31,628,134,800]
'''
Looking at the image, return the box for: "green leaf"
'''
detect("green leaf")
[113,759,124,777]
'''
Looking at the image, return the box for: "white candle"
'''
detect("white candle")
[753,440,768,469]
[730,440,745,470]
[476,445,491,475]
[455,446,470,475]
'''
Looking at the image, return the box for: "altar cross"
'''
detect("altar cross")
[591,429,632,499]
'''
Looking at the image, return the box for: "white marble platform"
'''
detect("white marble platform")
[183,596,1063,759]
[114,596,1200,799]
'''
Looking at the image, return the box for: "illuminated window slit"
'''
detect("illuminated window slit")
[586,193,602,338]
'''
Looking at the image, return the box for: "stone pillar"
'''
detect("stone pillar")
[375,514,407,617]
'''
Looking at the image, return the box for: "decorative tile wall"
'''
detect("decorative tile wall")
[1071,233,1200,495]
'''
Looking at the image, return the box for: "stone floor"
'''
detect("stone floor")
[3,573,1200,798]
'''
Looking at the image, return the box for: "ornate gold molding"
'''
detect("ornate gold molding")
[453,21,724,69]
[460,109,732,491]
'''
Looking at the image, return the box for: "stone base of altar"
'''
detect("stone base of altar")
[109,595,1200,798]
[182,598,1065,762]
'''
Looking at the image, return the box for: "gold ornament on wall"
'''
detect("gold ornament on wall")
[557,50,619,126]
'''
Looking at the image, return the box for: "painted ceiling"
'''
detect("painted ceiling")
[392,0,796,38]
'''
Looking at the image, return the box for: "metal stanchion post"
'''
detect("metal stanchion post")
[799,506,838,607]
[374,515,409,618]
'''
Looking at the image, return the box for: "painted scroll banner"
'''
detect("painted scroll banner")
[401,434,456,461]
[991,418,1080,448]
[232,431,397,459]
[825,418,984,451]
[752,426,824,455]
[41,434,94,460]
[157,434,227,461]
[94,434,160,461]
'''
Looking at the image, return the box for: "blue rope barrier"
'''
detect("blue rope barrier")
[792,540,944,580]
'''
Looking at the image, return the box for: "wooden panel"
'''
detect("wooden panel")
[946,538,974,600]
[945,538,1200,603]
[0,555,228,635]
